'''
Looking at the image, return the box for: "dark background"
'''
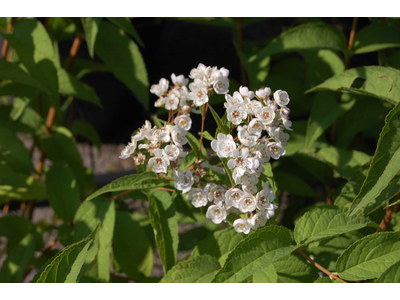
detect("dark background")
[57,17,375,144]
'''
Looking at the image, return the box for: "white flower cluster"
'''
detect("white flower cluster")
[119,64,293,235]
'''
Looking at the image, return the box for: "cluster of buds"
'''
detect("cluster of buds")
[119,64,293,235]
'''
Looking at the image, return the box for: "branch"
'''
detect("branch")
[377,193,400,232]
[296,248,347,283]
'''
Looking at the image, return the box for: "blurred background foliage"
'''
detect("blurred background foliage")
[0,17,400,283]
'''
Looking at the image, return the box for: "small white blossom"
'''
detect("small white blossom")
[174,115,192,131]
[211,133,236,158]
[132,120,152,141]
[148,149,170,173]
[237,126,258,147]
[213,76,230,94]
[255,107,275,125]
[267,142,286,160]
[233,218,251,234]
[243,99,263,116]
[274,89,290,107]
[256,87,271,99]
[150,78,169,97]
[171,126,188,147]
[154,97,165,107]
[225,188,245,209]
[256,182,275,211]
[186,188,208,208]
[281,114,293,131]
[227,103,247,125]
[173,169,194,193]
[239,86,254,99]
[189,63,207,80]
[265,203,278,219]
[164,93,179,110]
[206,204,227,224]
[237,193,257,213]
[248,118,265,137]
[227,148,251,172]
[119,137,137,159]
[242,182,258,195]
[208,185,226,206]
[171,73,189,86]
[249,212,266,230]
[164,144,180,162]
[188,85,209,106]
[224,92,244,109]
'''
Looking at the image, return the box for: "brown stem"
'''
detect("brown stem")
[188,153,216,171]
[326,17,358,205]
[1,17,16,60]
[110,272,132,282]
[64,34,82,72]
[197,103,209,162]
[377,194,400,232]
[237,17,247,86]
[20,201,26,217]
[296,248,347,283]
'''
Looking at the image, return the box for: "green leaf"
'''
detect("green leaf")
[336,232,400,281]
[306,66,400,105]
[171,190,196,222]
[0,231,35,282]
[86,172,169,201]
[106,17,144,48]
[199,130,214,141]
[0,215,36,250]
[348,104,400,216]
[352,23,400,55]
[191,227,245,266]
[70,120,101,151]
[34,234,95,283]
[248,23,348,64]
[0,126,36,174]
[313,145,371,180]
[305,92,356,149]
[161,255,220,283]
[47,17,77,41]
[274,169,320,198]
[0,81,41,100]
[375,260,400,283]
[0,60,45,91]
[0,105,46,136]
[74,197,115,281]
[208,104,230,134]
[220,157,234,187]
[272,251,320,283]
[9,97,31,121]
[46,161,80,223]
[112,210,153,280]
[294,206,372,246]
[0,19,59,103]
[81,17,102,58]
[185,131,208,160]
[69,57,109,79]
[252,264,278,283]
[146,189,178,273]
[0,165,46,202]
[40,126,86,193]
[212,225,297,283]
[95,21,149,109]
[57,68,101,107]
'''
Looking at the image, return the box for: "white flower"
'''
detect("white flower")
[264,203,278,219]
[227,148,251,172]
[267,142,286,160]
[154,97,165,107]
[164,144,180,162]
[237,193,257,213]
[239,86,254,99]
[233,218,251,234]
[150,78,169,97]
[147,127,171,143]
[186,188,208,208]
[173,169,194,193]
[171,126,188,146]
[243,99,262,116]
[171,73,189,86]
[164,93,179,110]
[213,76,229,94]
[274,89,290,107]
[204,183,217,198]
[255,107,275,125]
[132,120,152,141]
[148,149,170,173]
[256,87,271,99]
[188,85,209,106]
[119,137,137,159]
[237,126,257,147]
[206,205,227,224]
[211,133,236,158]
[269,126,290,146]
[281,114,293,131]
[208,185,226,206]
[255,143,271,163]
[219,67,229,77]
[224,91,244,109]
[248,118,265,137]
[225,188,245,209]
[256,182,275,211]
[242,182,258,195]
[227,103,247,125]
[249,212,266,230]
[235,171,258,186]
[189,63,207,80]
[174,115,192,131]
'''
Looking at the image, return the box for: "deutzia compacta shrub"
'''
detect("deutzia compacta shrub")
[119,63,292,234]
